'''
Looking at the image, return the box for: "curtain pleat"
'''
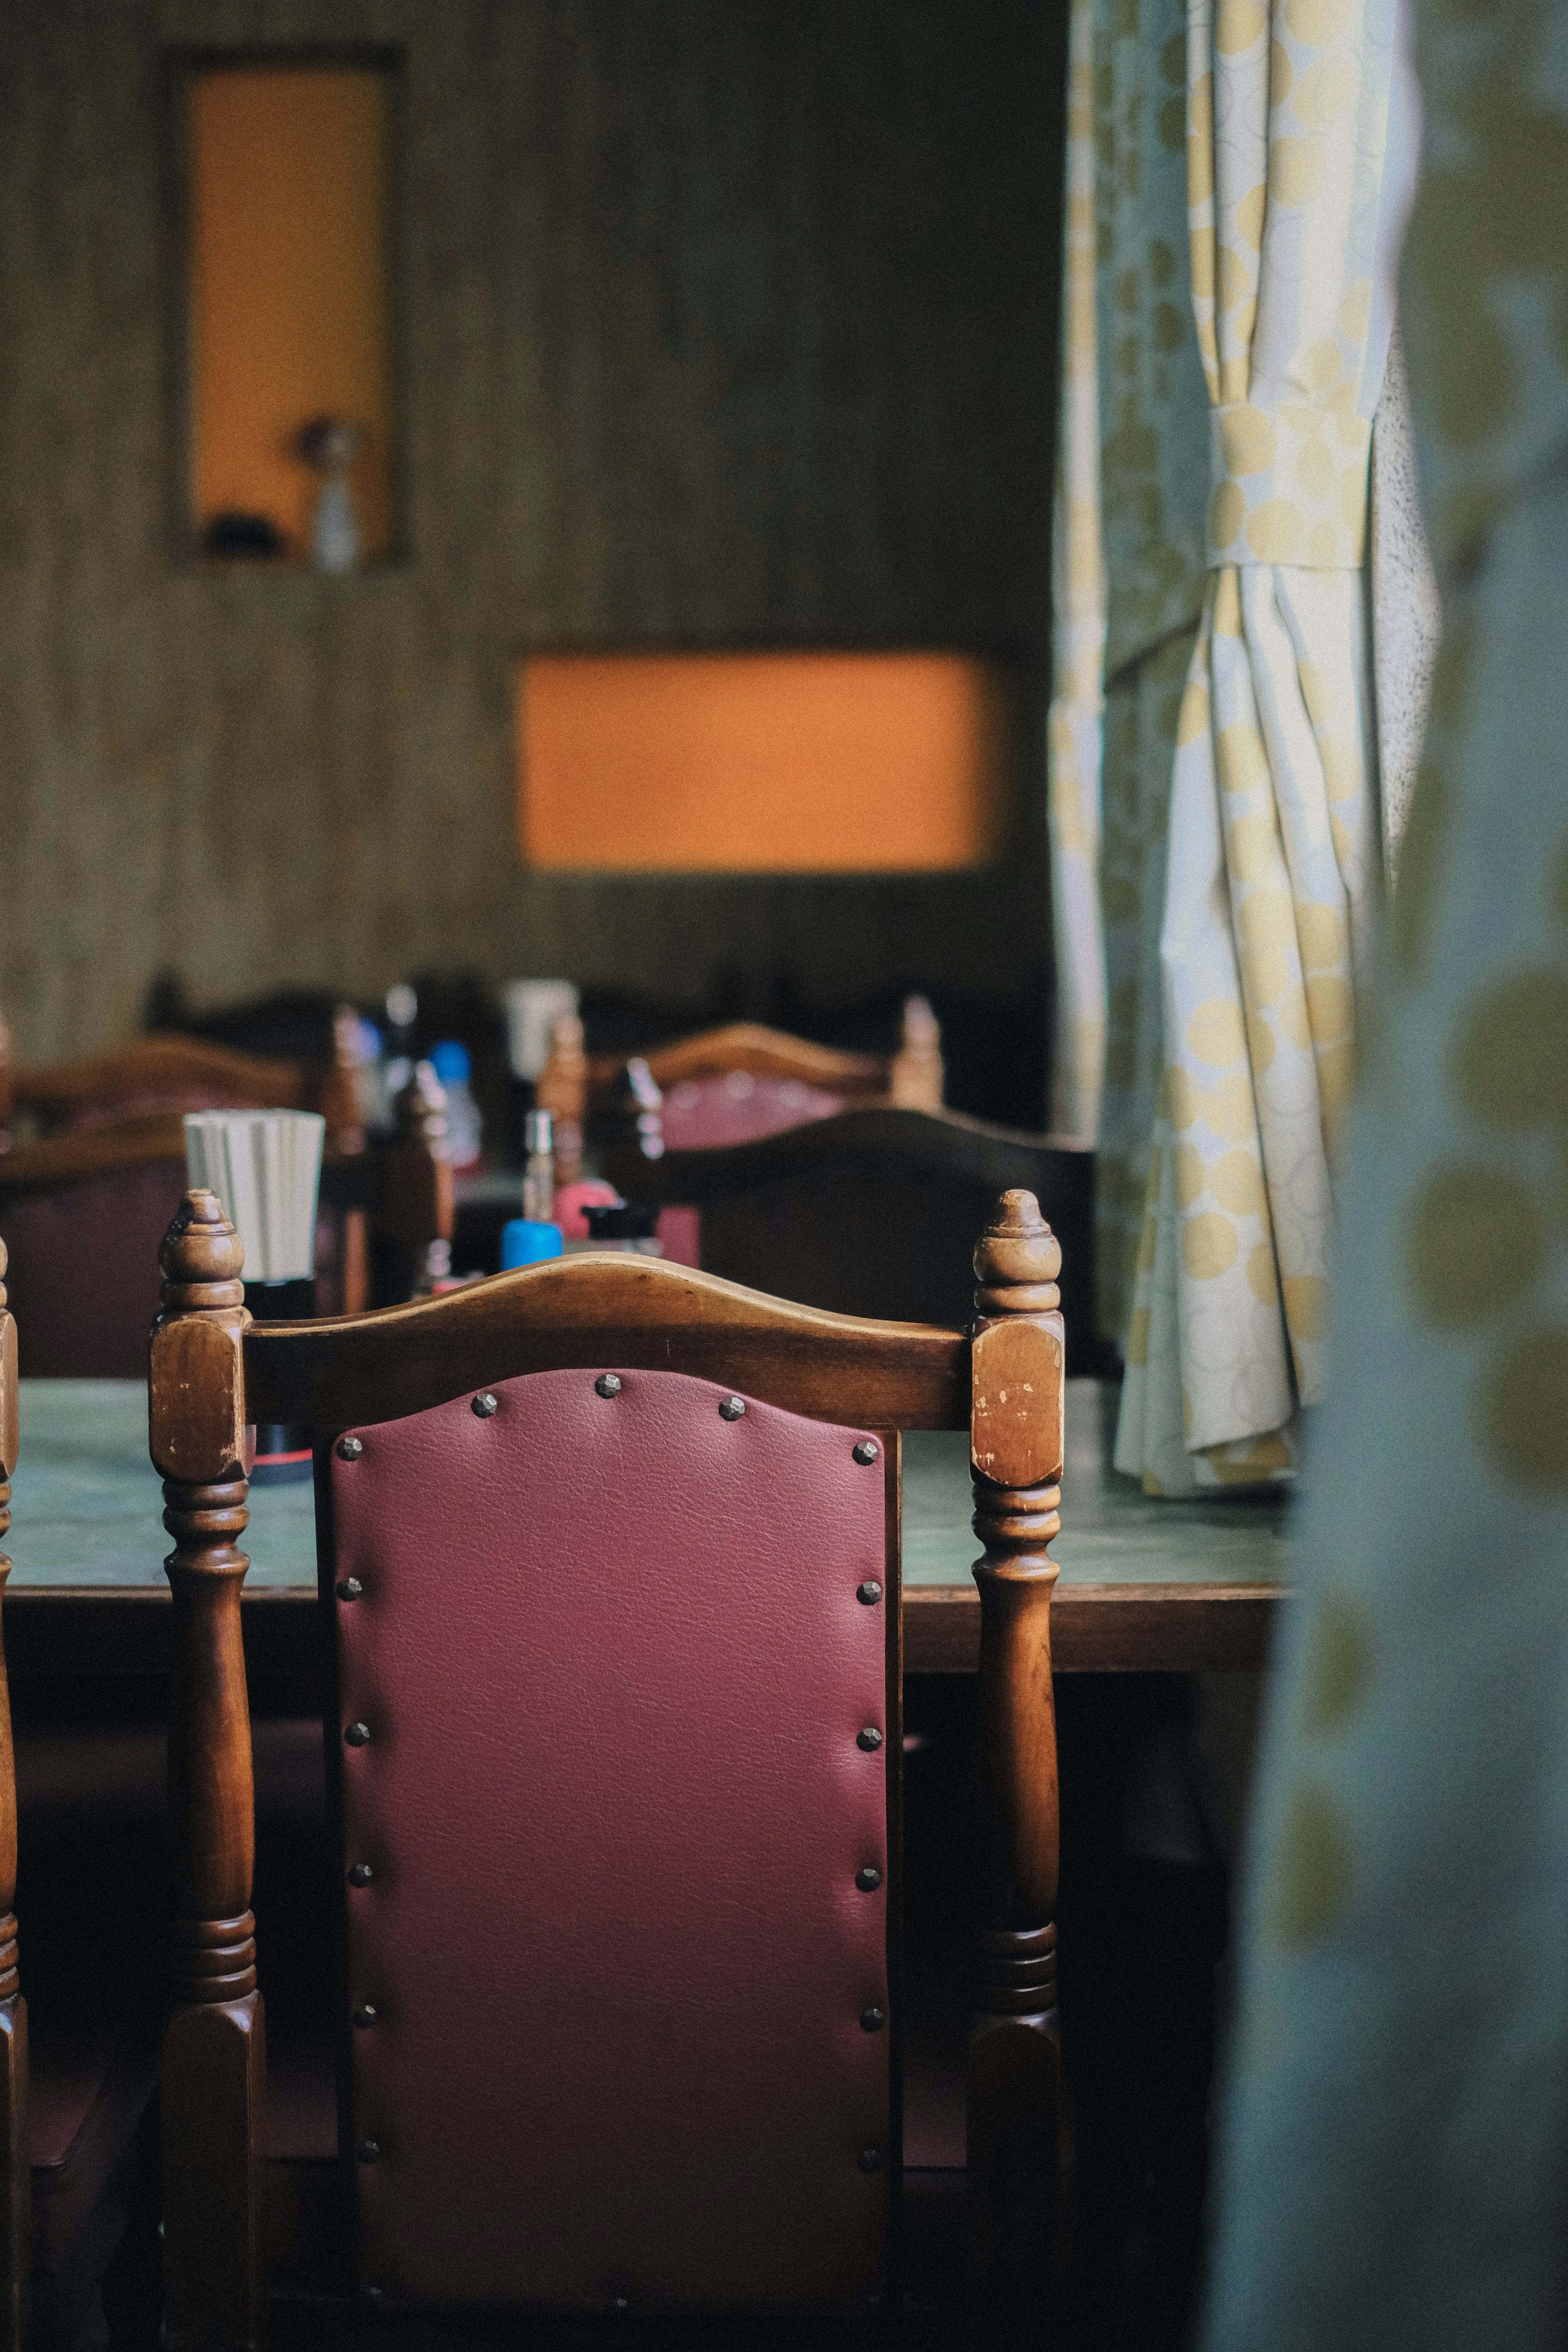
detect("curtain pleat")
[1115,0,1393,1489]
[1046,0,1109,1144]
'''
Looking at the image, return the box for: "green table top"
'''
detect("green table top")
[6,1378,1288,1593]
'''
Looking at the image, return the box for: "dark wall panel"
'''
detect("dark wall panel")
[0,0,1065,1083]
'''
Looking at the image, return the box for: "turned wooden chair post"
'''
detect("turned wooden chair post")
[384,1064,455,1297]
[0,1241,26,2352]
[889,993,944,1111]
[535,1011,587,1185]
[149,1192,265,2352]
[967,1188,1065,2347]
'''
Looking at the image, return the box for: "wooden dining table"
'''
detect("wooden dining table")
[4,1376,1285,1679]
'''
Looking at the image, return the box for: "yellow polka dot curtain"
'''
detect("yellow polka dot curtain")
[1203,1,1568,2339]
[1045,0,1212,1327]
[1113,0,1395,1491]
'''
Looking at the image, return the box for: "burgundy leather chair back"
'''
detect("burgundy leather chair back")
[2,1163,186,1376]
[326,1364,895,2313]
[659,1074,845,1151]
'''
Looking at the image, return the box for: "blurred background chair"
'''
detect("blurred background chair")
[582,993,944,1151]
[606,1102,1106,1374]
[0,1075,450,1379]
[150,1186,1064,2346]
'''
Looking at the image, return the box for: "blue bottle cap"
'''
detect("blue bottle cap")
[429,1040,471,1084]
[500,1218,564,1270]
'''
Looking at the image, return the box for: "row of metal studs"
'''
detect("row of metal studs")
[335,1375,891,2174]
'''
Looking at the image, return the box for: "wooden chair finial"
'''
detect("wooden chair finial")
[889,993,944,1111]
[385,1066,455,1295]
[967,1185,1065,2330]
[319,1002,367,1156]
[536,1011,587,1185]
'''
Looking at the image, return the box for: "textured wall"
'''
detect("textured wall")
[0,0,1063,1065]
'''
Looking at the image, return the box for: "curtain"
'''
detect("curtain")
[1114,0,1395,1491]
[1044,0,1212,1345]
[1045,0,1107,1144]
[1203,0,1568,2340]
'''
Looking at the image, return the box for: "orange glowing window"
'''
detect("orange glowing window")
[517,653,1011,873]
[188,64,396,560]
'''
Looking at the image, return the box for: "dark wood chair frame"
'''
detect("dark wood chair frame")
[0,1015,363,1159]
[0,1069,452,1322]
[149,1183,1065,2348]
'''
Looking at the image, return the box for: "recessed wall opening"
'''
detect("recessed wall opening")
[516,652,1014,874]
[182,57,398,564]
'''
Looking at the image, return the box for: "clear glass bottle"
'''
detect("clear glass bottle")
[522,1108,555,1223]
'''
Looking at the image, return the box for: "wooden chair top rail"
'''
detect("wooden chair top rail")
[0,1111,193,1197]
[607,1101,1095,1199]
[240,1248,970,1432]
[0,1116,397,1208]
[11,1031,307,1115]
[586,1020,889,1097]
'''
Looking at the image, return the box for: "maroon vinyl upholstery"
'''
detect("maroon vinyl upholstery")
[659,1075,845,1151]
[328,1365,893,2313]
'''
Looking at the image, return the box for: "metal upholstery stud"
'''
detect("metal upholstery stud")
[858,2147,884,2173]
[860,2006,886,2033]
[344,1722,372,1748]
[853,1439,880,1465]
[857,1727,884,1752]
[856,1580,883,1606]
[347,1862,374,1888]
[356,2140,383,2164]
[352,2003,379,2029]
[335,1577,363,1603]
[719,1396,746,1421]
[472,1392,498,1418]
[855,1866,883,1893]
[595,1374,621,1399]
[337,1435,363,1461]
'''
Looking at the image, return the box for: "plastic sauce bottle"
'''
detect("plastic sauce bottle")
[429,1041,483,1174]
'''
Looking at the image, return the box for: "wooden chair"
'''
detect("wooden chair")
[0,1011,363,1154]
[536,996,946,1172]
[0,1233,166,2350]
[0,1072,450,1377]
[149,1183,1065,2346]
[605,1102,1105,1376]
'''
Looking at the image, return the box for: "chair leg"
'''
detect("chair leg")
[152,1194,267,2351]
[967,1192,1067,2347]
[162,1984,266,2352]
[0,1944,28,2352]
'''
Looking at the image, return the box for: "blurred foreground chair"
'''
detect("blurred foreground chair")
[0,1075,450,1376]
[606,1103,1105,1376]
[0,1234,163,2349]
[150,1184,1065,2346]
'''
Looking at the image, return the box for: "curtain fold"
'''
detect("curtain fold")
[1115,0,1394,1490]
[1045,0,1212,1345]
[1203,0,1568,2339]
[1045,0,1108,1144]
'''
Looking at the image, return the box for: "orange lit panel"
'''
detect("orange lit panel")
[191,68,394,558]
[518,653,1010,872]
